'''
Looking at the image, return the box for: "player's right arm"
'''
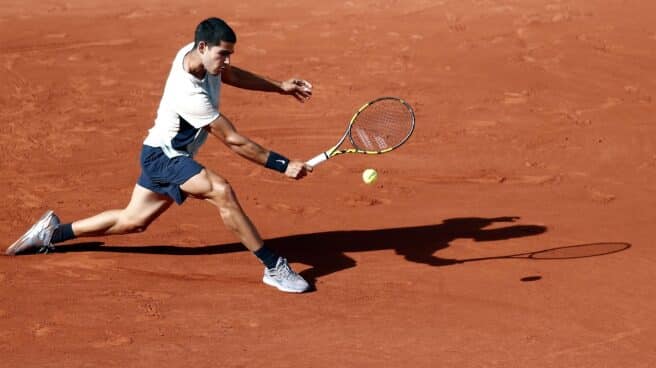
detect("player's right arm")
[207,115,268,164]
[206,115,309,178]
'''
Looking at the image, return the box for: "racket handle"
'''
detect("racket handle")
[306,152,329,167]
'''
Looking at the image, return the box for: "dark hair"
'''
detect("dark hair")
[194,17,237,49]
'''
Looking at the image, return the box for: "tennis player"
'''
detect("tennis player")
[6,17,313,293]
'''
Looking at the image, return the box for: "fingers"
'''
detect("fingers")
[290,78,312,102]
[285,161,312,179]
[293,93,308,103]
[293,79,313,90]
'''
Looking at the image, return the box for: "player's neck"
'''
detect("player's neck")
[183,50,207,80]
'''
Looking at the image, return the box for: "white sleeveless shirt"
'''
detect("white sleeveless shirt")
[143,42,221,158]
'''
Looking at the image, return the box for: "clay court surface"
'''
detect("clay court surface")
[1,0,655,366]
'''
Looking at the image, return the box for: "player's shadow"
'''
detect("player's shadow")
[56,216,547,284]
[274,216,546,283]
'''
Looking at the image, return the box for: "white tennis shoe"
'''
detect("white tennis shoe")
[6,210,60,255]
[263,257,309,293]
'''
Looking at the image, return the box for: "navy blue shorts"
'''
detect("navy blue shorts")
[137,145,204,204]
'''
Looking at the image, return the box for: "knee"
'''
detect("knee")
[115,216,150,234]
[207,179,236,205]
[208,180,242,224]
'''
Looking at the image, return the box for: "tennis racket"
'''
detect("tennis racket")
[306,96,415,167]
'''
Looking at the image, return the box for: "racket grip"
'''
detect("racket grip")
[306,152,329,167]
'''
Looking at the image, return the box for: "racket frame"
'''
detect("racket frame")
[306,96,415,167]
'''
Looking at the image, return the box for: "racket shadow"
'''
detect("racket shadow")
[456,242,632,263]
[55,216,548,283]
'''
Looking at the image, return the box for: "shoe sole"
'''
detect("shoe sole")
[262,276,308,293]
[5,210,54,256]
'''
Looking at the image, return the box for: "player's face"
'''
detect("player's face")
[201,41,234,75]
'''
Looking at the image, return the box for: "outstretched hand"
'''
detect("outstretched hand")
[280,79,313,102]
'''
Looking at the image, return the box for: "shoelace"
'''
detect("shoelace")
[34,217,56,254]
[278,263,302,281]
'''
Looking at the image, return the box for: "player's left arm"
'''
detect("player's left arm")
[207,115,309,178]
[221,65,312,102]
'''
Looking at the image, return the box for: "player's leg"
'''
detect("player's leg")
[181,169,262,251]
[6,185,173,255]
[71,184,173,237]
[181,168,309,292]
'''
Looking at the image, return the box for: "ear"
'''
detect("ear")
[197,41,208,54]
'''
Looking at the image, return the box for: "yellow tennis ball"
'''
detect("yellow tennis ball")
[362,168,378,184]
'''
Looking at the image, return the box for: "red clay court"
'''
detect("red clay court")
[1,1,655,366]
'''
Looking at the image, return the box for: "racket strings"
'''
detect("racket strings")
[350,99,414,151]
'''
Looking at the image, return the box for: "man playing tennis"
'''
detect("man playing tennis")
[6,17,313,293]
